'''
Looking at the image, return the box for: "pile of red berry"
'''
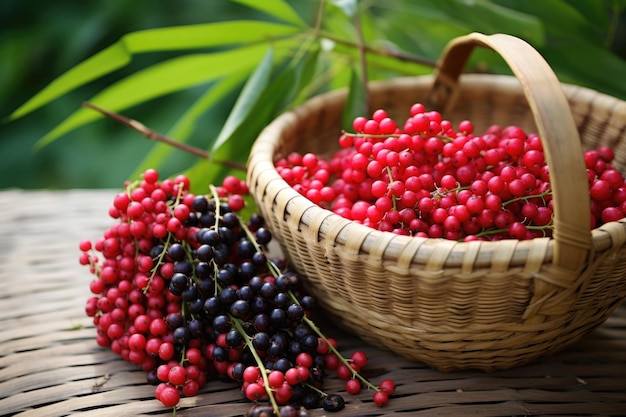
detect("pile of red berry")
[276,103,626,241]
[79,169,394,417]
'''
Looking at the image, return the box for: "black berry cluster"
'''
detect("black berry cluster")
[79,169,394,416]
[276,104,626,240]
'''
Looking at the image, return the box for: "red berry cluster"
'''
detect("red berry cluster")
[79,169,394,416]
[276,104,626,241]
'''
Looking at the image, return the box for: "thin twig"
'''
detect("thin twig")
[82,102,247,172]
[313,0,325,36]
[319,31,438,68]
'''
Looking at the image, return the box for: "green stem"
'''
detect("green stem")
[341,130,454,143]
[232,318,280,414]
[316,30,437,68]
[473,224,552,239]
[501,190,552,207]
[209,184,223,231]
[301,315,379,391]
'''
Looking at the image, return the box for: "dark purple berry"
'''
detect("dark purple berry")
[323,394,345,411]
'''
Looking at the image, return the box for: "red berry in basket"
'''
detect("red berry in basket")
[601,206,623,223]
[590,179,612,201]
[598,146,615,162]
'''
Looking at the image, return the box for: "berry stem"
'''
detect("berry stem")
[301,314,379,392]
[386,166,398,211]
[474,224,552,239]
[209,185,223,230]
[502,190,552,207]
[341,130,454,143]
[231,317,281,414]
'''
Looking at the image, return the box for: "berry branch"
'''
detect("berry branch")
[80,169,396,417]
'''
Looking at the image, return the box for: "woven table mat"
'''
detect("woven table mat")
[0,189,625,417]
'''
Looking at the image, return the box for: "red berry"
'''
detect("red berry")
[590,179,612,201]
[243,366,261,384]
[379,379,396,395]
[168,365,187,386]
[350,351,367,369]
[373,390,389,407]
[345,378,362,395]
[182,380,199,397]
[268,370,285,388]
[245,382,267,401]
[158,384,180,407]
[601,206,623,223]
[143,168,159,184]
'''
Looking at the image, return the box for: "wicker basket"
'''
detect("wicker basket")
[246,33,626,371]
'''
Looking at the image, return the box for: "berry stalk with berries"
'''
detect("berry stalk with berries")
[79,169,395,417]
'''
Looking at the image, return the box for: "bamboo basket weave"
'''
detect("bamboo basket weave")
[246,33,626,371]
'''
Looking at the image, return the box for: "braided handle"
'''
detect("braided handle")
[429,32,591,272]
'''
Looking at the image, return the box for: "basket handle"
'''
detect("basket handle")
[429,32,591,273]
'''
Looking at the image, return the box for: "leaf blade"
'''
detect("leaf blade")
[231,0,306,27]
[6,20,301,121]
[34,40,297,149]
[210,47,275,152]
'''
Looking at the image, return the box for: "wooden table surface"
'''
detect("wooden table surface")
[1,189,625,417]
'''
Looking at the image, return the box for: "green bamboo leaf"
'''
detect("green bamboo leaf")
[231,0,306,27]
[342,66,367,131]
[129,71,249,179]
[492,0,593,42]
[435,0,545,46]
[291,46,321,105]
[35,40,297,149]
[542,44,626,101]
[185,65,300,190]
[210,47,275,153]
[6,21,301,121]
[216,62,299,158]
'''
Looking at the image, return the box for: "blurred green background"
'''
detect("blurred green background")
[0,0,271,189]
[1,0,625,190]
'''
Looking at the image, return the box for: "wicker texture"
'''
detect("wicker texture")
[1,189,626,417]
[247,33,626,371]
